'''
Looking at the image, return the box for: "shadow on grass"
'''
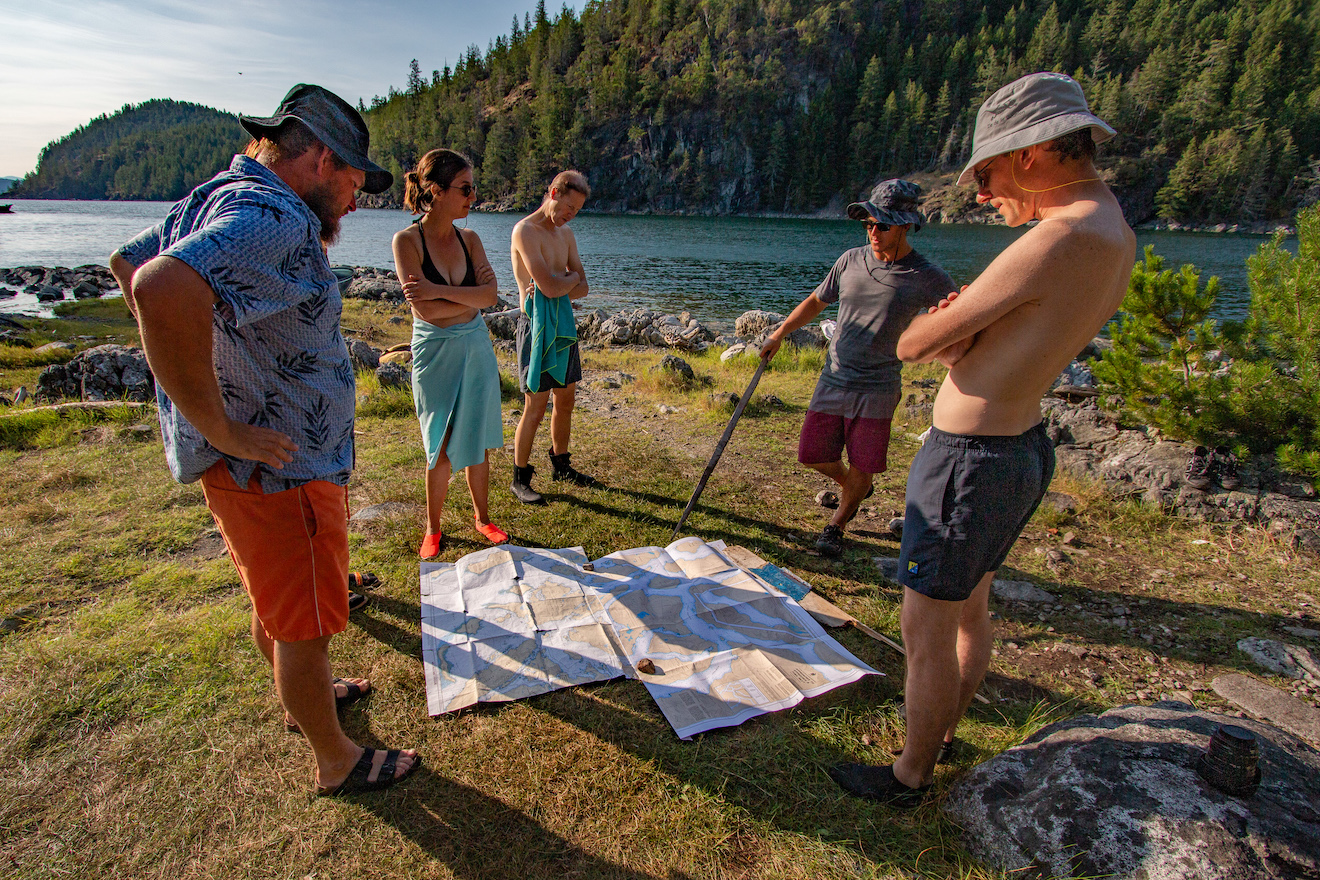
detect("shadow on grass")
[355,764,692,880]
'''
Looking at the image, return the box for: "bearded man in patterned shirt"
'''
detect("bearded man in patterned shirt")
[109,84,419,797]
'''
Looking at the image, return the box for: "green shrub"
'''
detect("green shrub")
[1236,204,1320,476]
[1095,207,1320,484]
[1093,245,1229,441]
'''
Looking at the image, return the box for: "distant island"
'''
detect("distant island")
[11,0,1320,228]
[8,100,246,202]
[0,177,18,195]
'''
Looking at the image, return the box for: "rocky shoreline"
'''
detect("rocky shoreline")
[0,265,118,304]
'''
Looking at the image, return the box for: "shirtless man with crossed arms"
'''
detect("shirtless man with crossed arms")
[830,72,1136,806]
[508,170,593,503]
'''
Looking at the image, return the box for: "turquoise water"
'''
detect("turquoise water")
[0,199,1293,323]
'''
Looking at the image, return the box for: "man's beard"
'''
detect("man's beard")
[303,181,342,246]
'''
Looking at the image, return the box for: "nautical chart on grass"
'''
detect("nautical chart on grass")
[420,536,878,738]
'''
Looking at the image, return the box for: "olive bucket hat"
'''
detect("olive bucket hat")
[846,179,927,230]
[240,84,393,194]
[957,72,1115,186]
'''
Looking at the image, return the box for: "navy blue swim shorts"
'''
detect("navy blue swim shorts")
[897,422,1055,602]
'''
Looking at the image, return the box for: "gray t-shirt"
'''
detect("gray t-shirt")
[813,246,954,394]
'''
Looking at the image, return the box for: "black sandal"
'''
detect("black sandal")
[317,747,421,797]
[285,678,372,733]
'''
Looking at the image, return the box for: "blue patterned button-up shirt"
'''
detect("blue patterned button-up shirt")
[118,155,355,492]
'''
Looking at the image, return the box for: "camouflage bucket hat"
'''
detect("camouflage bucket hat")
[846,179,927,230]
[241,83,393,194]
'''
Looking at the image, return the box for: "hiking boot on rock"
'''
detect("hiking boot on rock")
[1214,446,1240,490]
[1184,445,1215,490]
[816,524,845,557]
[511,464,543,504]
[549,450,596,486]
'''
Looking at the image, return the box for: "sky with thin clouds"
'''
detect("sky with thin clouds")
[0,0,575,177]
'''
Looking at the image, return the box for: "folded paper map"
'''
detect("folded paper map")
[420,536,878,738]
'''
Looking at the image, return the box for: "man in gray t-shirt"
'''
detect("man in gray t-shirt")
[762,179,954,556]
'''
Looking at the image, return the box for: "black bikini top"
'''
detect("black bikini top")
[415,219,476,287]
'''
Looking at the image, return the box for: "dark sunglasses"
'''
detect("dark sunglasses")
[862,220,891,233]
[973,156,1002,190]
[444,183,477,198]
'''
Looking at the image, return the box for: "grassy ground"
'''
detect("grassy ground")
[0,298,1316,879]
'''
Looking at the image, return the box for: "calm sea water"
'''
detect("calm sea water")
[0,198,1293,325]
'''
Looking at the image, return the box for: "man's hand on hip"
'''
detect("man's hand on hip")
[211,420,299,468]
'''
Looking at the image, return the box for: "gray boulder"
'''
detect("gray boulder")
[1042,398,1320,531]
[1236,637,1320,683]
[785,324,827,349]
[734,310,786,338]
[36,344,154,402]
[576,308,712,351]
[72,279,102,300]
[943,703,1320,880]
[347,339,381,370]
[375,361,411,389]
[485,311,518,340]
[650,354,695,384]
[992,579,1057,604]
[345,275,404,303]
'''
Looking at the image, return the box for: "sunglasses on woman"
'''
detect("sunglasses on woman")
[444,183,477,198]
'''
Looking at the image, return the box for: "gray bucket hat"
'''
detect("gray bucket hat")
[957,72,1115,186]
[240,84,393,194]
[846,179,926,230]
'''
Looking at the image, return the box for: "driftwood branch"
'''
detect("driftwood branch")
[0,400,151,420]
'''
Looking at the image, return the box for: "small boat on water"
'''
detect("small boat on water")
[0,205,12,214]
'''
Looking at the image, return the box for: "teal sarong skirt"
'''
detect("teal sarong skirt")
[411,314,504,472]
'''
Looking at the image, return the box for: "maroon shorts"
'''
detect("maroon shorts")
[798,409,893,474]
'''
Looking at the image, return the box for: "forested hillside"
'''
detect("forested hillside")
[10,100,246,201]
[363,0,1320,225]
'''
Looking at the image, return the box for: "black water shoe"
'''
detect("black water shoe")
[828,762,930,808]
[549,450,596,487]
[511,464,543,504]
[816,524,845,557]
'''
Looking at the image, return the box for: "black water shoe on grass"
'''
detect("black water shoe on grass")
[816,524,845,557]
[828,762,930,808]
[550,450,596,486]
[511,464,544,503]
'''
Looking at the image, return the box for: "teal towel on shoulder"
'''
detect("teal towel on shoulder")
[525,282,577,393]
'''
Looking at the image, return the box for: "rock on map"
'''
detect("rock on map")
[421,536,878,738]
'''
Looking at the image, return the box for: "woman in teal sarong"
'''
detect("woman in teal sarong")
[391,149,508,559]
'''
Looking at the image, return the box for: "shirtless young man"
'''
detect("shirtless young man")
[830,72,1136,806]
[509,170,592,503]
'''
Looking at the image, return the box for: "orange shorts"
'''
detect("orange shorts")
[201,461,350,643]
